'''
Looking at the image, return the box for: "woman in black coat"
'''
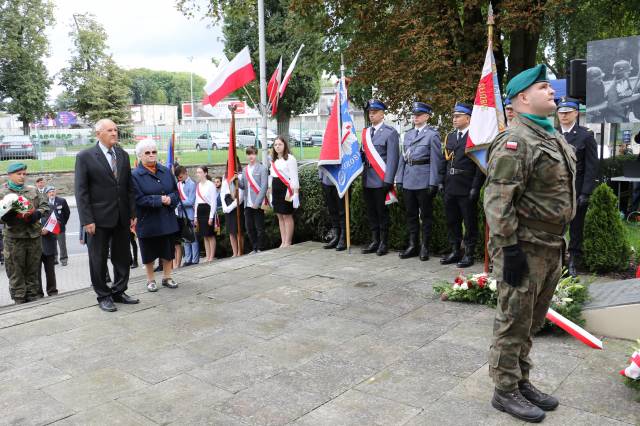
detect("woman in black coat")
[131,139,180,292]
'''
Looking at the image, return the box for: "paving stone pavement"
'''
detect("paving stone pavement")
[0,241,637,426]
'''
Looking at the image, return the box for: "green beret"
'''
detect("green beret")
[505,64,549,99]
[7,163,27,174]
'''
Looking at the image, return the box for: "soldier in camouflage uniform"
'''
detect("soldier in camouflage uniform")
[0,163,50,304]
[484,65,576,423]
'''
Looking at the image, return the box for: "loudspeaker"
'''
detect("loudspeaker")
[567,59,587,101]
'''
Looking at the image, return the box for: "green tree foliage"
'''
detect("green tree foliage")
[58,14,131,127]
[583,183,630,273]
[0,0,55,134]
[176,0,324,136]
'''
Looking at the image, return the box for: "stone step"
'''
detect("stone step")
[583,278,640,340]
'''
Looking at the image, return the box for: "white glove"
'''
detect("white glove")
[292,193,300,209]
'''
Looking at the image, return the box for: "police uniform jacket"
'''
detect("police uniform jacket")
[560,124,597,196]
[362,123,400,189]
[396,126,443,190]
[444,130,485,196]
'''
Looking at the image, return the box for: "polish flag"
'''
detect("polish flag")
[204,47,255,108]
[545,308,603,349]
[267,57,282,116]
[44,213,61,235]
[278,44,304,99]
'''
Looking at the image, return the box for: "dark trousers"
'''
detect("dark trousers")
[403,188,434,239]
[444,192,478,249]
[56,232,67,262]
[363,186,389,233]
[39,254,57,297]
[244,207,265,251]
[130,232,138,263]
[86,224,131,301]
[322,183,345,229]
[569,202,588,257]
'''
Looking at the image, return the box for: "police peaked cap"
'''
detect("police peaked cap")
[556,97,580,112]
[505,64,549,99]
[366,99,387,111]
[413,102,433,115]
[453,102,472,115]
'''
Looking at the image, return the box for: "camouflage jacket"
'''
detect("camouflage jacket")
[0,183,49,239]
[484,114,576,249]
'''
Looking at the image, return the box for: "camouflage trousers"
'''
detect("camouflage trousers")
[3,236,42,302]
[489,240,562,391]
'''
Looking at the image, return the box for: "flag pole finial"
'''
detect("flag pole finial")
[487,2,495,44]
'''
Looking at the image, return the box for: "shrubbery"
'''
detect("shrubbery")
[583,183,630,273]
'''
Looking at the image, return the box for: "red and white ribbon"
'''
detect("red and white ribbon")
[245,167,269,208]
[271,160,294,202]
[545,308,603,350]
[362,128,397,205]
[620,352,640,379]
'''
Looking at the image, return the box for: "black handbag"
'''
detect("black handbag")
[177,199,196,243]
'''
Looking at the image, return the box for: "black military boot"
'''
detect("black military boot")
[440,246,462,265]
[324,228,340,249]
[491,388,545,423]
[361,231,379,254]
[335,225,346,251]
[376,229,389,256]
[518,380,559,411]
[456,247,475,268]
[567,253,578,278]
[399,233,419,259]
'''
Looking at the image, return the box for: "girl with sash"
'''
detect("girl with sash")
[221,157,244,257]
[269,136,299,247]
[239,146,269,253]
[194,166,218,262]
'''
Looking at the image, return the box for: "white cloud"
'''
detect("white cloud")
[46,0,227,100]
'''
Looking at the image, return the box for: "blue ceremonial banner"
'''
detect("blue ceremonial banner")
[318,76,363,198]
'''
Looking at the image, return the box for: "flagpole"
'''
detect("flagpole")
[339,55,352,254]
[229,104,243,255]
[257,0,269,165]
[483,2,495,274]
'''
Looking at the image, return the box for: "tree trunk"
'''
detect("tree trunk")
[507,29,541,80]
[276,110,290,140]
[21,119,30,136]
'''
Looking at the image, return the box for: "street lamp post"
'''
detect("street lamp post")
[188,56,195,127]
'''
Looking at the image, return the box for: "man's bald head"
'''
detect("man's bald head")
[95,119,118,148]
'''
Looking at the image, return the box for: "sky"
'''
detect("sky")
[45,0,226,100]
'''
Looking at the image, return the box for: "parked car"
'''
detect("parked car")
[0,135,37,160]
[288,129,313,147]
[236,128,277,148]
[306,130,325,146]
[195,131,229,151]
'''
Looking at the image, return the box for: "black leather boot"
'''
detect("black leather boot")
[361,231,379,254]
[324,228,340,249]
[335,225,346,251]
[568,253,578,278]
[399,233,419,259]
[376,229,388,256]
[456,247,475,268]
[491,388,545,423]
[440,246,462,265]
[519,381,559,411]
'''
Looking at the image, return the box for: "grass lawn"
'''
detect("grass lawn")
[624,222,640,259]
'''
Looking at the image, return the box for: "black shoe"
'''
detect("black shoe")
[491,388,545,423]
[323,228,340,249]
[131,260,139,269]
[361,232,379,254]
[567,254,577,278]
[440,250,462,265]
[183,262,193,267]
[112,293,140,304]
[519,381,559,411]
[376,229,388,256]
[335,228,346,251]
[456,254,475,268]
[419,244,429,261]
[98,298,118,312]
[399,233,419,259]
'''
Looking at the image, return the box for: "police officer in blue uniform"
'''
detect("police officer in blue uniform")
[361,99,400,256]
[441,102,485,268]
[556,97,598,277]
[396,102,443,260]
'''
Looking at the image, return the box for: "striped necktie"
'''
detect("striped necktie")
[107,149,117,178]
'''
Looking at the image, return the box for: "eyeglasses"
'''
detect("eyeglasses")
[144,150,157,155]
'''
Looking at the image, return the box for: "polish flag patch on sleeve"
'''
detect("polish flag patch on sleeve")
[506,141,518,150]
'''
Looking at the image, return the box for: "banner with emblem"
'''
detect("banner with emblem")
[465,38,506,174]
[318,76,363,198]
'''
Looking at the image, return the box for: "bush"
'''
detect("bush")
[583,183,631,273]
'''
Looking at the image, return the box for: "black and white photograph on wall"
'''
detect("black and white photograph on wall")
[587,35,640,123]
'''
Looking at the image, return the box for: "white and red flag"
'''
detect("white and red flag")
[465,40,506,173]
[545,308,603,350]
[44,213,61,235]
[267,56,283,116]
[278,44,304,100]
[204,47,255,108]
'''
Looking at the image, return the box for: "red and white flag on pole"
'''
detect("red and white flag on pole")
[545,308,603,349]
[267,56,283,116]
[204,47,255,108]
[44,213,61,235]
[278,44,304,99]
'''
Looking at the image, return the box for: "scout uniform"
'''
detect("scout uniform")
[484,65,576,422]
[556,97,598,277]
[395,102,443,260]
[440,102,485,268]
[0,163,50,303]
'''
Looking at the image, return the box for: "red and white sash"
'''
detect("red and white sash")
[196,183,210,205]
[362,127,397,205]
[177,181,186,201]
[245,166,269,208]
[271,160,293,202]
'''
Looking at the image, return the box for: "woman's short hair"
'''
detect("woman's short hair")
[135,138,157,159]
[246,146,258,155]
[272,135,290,160]
[175,165,187,176]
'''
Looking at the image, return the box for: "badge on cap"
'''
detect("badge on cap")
[506,141,518,150]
